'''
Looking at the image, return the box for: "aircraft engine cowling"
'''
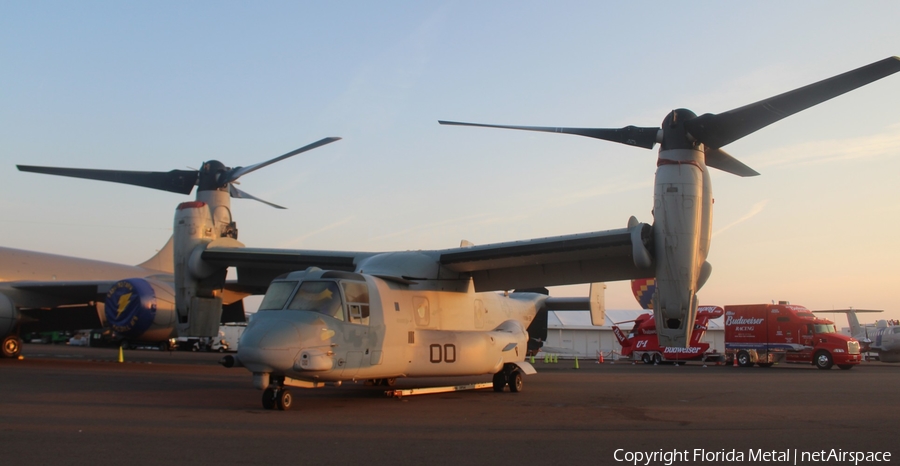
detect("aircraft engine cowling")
[104,278,176,341]
[0,293,17,338]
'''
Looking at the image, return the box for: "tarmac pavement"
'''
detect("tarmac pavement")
[1,344,898,465]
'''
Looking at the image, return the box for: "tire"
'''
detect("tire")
[814,351,833,370]
[652,353,662,364]
[492,372,506,392]
[262,388,276,410]
[736,351,753,367]
[2,335,22,358]
[837,364,854,370]
[641,353,652,364]
[276,389,293,411]
[508,370,523,393]
[381,378,397,387]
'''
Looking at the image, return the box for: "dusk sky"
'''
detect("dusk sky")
[2,2,899,325]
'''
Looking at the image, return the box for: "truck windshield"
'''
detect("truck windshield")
[813,324,836,334]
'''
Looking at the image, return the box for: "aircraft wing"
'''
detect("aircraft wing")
[5,280,115,306]
[3,280,114,332]
[201,222,653,293]
[438,226,653,292]
[200,249,377,291]
[5,277,251,332]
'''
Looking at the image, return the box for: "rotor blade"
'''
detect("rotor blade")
[17,165,198,195]
[686,56,900,149]
[228,184,286,209]
[704,148,760,177]
[220,137,342,184]
[439,120,660,149]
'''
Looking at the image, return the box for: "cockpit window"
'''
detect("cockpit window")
[287,281,344,321]
[258,281,298,310]
[342,281,370,325]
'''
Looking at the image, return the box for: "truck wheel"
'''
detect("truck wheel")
[652,353,662,364]
[837,364,854,370]
[814,351,833,370]
[736,351,753,367]
[641,353,652,364]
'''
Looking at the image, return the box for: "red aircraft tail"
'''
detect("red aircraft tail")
[691,306,724,345]
[612,325,630,348]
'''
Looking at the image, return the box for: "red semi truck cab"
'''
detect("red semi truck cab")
[724,303,861,370]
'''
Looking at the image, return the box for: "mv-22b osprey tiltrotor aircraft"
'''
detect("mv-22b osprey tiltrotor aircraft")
[3,138,341,358]
[18,57,900,411]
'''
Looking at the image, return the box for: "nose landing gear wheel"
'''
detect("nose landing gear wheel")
[262,387,277,410]
[276,389,293,411]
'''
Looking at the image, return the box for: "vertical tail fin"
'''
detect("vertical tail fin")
[136,236,175,273]
[611,326,630,347]
[846,311,864,339]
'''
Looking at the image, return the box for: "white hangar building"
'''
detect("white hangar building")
[540,309,725,360]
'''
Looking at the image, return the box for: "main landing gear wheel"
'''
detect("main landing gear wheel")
[381,378,397,387]
[492,372,506,392]
[507,370,523,393]
[2,335,22,358]
[493,364,525,393]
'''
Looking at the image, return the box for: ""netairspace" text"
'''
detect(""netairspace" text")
[613,448,891,465]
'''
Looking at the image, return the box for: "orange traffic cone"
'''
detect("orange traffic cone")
[732,355,738,367]
[598,352,604,364]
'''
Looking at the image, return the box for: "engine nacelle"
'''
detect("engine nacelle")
[173,200,243,337]
[0,293,17,338]
[104,278,176,342]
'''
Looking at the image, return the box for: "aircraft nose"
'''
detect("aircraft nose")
[238,319,302,372]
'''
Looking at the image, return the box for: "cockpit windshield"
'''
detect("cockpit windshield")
[287,281,344,321]
[258,281,298,310]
